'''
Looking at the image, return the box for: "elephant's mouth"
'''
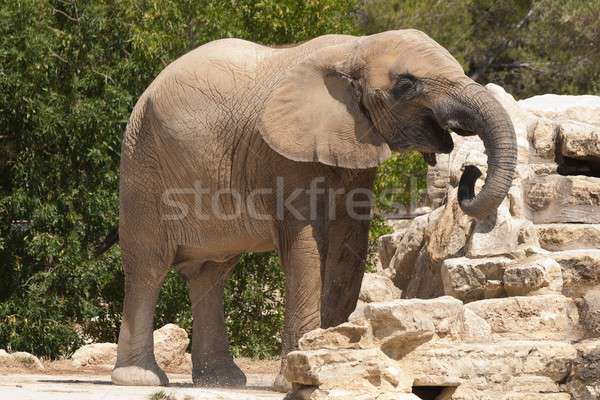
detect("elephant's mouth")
[419,116,454,166]
[420,118,476,167]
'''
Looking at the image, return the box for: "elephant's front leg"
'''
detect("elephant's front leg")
[273,223,322,392]
[111,244,171,386]
[320,215,370,328]
[177,257,246,387]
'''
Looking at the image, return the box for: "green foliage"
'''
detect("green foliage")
[225,253,285,358]
[373,152,428,215]
[366,152,427,270]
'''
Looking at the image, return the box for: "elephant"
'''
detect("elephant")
[108,29,517,389]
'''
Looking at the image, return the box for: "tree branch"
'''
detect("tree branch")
[469,7,536,81]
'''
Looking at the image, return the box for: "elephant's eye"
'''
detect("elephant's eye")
[391,74,420,100]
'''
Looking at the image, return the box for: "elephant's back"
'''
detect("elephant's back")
[150,38,274,92]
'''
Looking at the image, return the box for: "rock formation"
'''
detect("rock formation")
[285,87,600,400]
[70,324,191,372]
[0,349,44,370]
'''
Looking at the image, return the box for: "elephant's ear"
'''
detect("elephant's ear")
[259,44,391,169]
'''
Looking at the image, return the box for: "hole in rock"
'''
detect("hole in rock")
[412,385,456,400]
[556,156,600,178]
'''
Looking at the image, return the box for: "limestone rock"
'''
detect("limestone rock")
[452,388,570,400]
[524,175,600,224]
[448,375,566,398]
[299,323,372,351]
[518,94,600,126]
[153,323,190,370]
[567,339,600,400]
[425,188,473,263]
[293,388,421,400]
[530,163,559,176]
[70,324,190,371]
[285,348,412,393]
[529,118,558,161]
[581,288,600,336]
[399,340,577,387]
[0,349,44,370]
[71,342,117,368]
[427,160,450,209]
[441,256,513,302]
[350,297,464,341]
[389,213,428,285]
[466,201,539,258]
[378,330,434,360]
[559,121,600,162]
[441,259,487,302]
[508,184,527,219]
[462,308,492,342]
[550,249,600,296]
[359,274,402,304]
[503,257,563,296]
[465,295,584,341]
[536,224,600,251]
[377,232,403,271]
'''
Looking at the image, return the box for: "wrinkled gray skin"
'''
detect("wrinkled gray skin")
[112,30,516,389]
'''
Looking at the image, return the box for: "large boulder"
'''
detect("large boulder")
[581,288,600,337]
[466,201,539,258]
[441,256,513,302]
[359,273,402,304]
[70,324,191,372]
[502,257,563,296]
[299,323,372,351]
[523,175,600,224]
[286,348,412,394]
[550,250,600,297]
[377,229,406,271]
[399,340,577,388]
[71,343,117,369]
[388,213,428,286]
[0,350,44,370]
[153,323,190,370]
[536,224,600,251]
[558,121,600,162]
[529,117,558,161]
[518,94,600,126]
[566,339,600,400]
[464,295,584,341]
[350,297,465,343]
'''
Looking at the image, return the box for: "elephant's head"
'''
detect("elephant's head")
[260,30,517,220]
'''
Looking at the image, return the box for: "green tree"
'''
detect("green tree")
[359,0,600,98]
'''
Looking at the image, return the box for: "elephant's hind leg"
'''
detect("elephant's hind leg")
[177,256,246,387]
[111,241,173,386]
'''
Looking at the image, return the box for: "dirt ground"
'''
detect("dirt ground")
[0,358,284,400]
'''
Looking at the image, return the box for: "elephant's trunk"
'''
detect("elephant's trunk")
[438,81,517,220]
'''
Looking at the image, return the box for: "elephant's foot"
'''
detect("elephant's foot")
[273,371,292,393]
[111,364,169,386]
[192,359,247,387]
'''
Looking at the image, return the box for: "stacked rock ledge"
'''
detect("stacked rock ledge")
[286,86,600,400]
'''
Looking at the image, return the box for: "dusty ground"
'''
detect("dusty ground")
[0,359,284,400]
